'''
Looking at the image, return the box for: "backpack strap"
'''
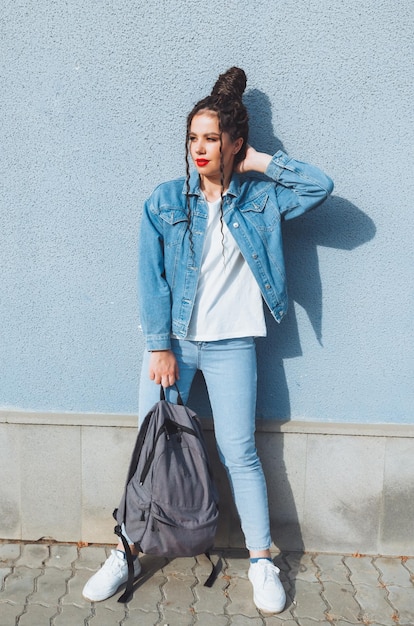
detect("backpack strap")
[113,524,136,604]
[160,383,183,404]
[203,551,221,587]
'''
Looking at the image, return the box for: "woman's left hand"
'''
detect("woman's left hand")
[234,145,272,175]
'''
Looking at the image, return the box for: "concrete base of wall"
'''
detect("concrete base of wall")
[1,411,413,556]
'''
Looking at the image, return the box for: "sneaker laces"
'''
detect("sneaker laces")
[103,550,127,579]
[259,561,280,587]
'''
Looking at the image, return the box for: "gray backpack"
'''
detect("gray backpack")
[114,387,219,602]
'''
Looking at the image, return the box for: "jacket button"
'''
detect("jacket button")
[252,253,258,259]
[233,222,239,228]
[265,284,271,289]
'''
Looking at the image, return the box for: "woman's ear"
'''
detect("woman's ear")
[233,137,244,155]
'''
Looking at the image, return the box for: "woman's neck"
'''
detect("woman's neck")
[200,174,231,203]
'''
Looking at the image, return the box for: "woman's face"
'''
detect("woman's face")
[189,111,243,183]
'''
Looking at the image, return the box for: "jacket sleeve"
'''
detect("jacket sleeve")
[265,150,334,220]
[137,198,172,351]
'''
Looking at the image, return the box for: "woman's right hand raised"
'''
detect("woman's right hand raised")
[149,350,180,387]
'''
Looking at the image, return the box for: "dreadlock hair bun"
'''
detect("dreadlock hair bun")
[211,67,247,102]
[186,66,249,171]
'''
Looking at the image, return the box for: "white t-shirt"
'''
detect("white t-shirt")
[185,198,266,341]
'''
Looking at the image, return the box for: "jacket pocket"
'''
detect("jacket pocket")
[159,207,188,246]
[239,193,280,232]
[158,206,188,225]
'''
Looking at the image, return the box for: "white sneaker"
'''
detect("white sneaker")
[82,549,141,602]
[248,559,286,613]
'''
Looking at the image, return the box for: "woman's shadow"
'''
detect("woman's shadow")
[189,88,376,608]
[245,89,376,421]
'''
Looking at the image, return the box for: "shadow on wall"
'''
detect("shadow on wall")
[256,196,377,418]
[246,88,377,419]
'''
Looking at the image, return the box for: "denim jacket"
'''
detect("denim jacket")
[138,150,334,351]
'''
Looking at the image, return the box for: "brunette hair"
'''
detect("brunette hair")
[185,67,249,260]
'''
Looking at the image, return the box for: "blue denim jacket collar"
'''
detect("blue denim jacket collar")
[183,169,242,198]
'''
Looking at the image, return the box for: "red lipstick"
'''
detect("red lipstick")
[196,159,209,167]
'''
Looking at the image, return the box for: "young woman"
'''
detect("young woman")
[83,67,333,614]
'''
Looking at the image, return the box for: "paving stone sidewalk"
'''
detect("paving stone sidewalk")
[0,542,413,626]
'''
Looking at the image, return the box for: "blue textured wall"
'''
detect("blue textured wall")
[1,1,413,423]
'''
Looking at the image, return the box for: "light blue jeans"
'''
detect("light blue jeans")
[139,337,271,552]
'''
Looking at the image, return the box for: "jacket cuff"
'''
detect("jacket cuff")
[264,150,291,180]
[145,335,172,351]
